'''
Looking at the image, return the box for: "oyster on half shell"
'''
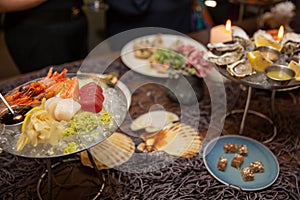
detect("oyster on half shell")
[226,58,255,77]
[281,32,300,55]
[207,41,243,53]
[232,28,254,50]
[206,48,244,66]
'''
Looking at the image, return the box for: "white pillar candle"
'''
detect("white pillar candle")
[210,20,240,43]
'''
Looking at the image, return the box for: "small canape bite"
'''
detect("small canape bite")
[241,167,254,181]
[223,143,238,153]
[217,157,228,171]
[231,154,244,169]
[250,161,264,173]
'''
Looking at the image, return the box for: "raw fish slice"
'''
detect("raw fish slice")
[54,98,81,121]
[44,97,62,118]
[79,82,104,113]
[80,132,135,169]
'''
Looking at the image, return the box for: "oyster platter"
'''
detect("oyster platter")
[206,28,300,89]
[0,68,128,158]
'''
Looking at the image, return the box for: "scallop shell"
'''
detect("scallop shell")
[80,132,135,169]
[226,58,255,77]
[137,122,202,158]
[130,110,179,132]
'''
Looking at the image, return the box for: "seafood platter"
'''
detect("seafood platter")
[0,68,128,158]
[121,34,211,78]
[206,28,300,89]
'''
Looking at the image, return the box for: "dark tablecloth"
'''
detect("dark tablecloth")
[0,55,299,199]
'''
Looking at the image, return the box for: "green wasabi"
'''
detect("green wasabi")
[62,111,99,137]
[63,142,78,154]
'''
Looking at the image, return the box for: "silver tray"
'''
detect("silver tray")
[217,66,300,90]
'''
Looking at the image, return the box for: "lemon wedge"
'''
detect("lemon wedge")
[254,35,283,51]
[288,60,300,81]
[21,106,41,133]
[21,98,46,132]
[247,51,273,72]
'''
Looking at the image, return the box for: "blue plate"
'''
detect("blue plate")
[203,135,279,191]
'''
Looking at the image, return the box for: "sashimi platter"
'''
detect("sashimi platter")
[0,68,128,158]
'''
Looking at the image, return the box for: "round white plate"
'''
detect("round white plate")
[120,34,207,78]
[203,135,279,191]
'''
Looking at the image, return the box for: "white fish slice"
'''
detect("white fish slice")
[54,98,81,121]
[80,132,135,169]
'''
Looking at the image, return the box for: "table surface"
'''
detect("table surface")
[0,29,299,199]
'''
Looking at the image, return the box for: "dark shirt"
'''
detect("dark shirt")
[3,0,88,73]
[5,0,84,27]
[105,0,192,37]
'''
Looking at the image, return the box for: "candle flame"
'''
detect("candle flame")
[225,20,231,32]
[277,25,284,40]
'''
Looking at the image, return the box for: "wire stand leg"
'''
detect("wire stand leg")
[223,86,277,143]
[86,148,105,200]
[263,90,278,144]
[47,159,52,200]
[37,159,53,200]
[239,87,252,134]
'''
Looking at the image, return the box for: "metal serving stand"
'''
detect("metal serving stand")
[217,66,300,143]
[36,150,105,200]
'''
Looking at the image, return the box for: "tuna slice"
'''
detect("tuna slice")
[79,82,104,113]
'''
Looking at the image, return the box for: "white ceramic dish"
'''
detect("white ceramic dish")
[203,135,279,191]
[120,34,207,78]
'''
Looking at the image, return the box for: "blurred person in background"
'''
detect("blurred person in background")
[102,0,212,50]
[0,0,88,73]
[104,0,192,37]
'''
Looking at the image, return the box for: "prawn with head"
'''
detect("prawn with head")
[3,68,79,106]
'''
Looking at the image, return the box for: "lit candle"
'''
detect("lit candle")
[266,25,285,41]
[210,19,240,43]
[277,25,284,41]
[225,19,231,32]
